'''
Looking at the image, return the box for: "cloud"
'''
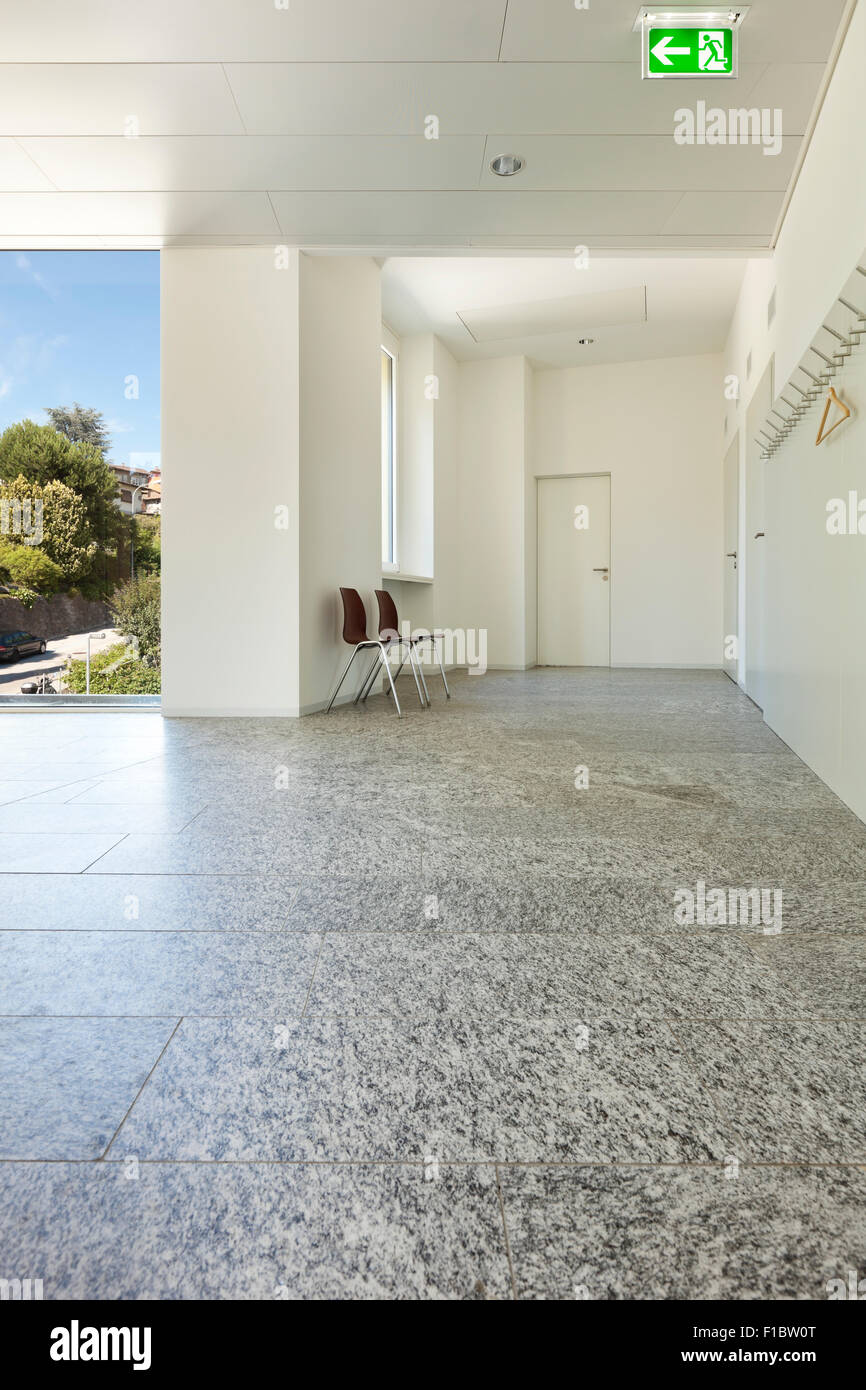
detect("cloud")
[14,254,58,299]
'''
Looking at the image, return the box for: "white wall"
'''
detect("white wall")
[763,347,866,821]
[298,254,381,713]
[161,247,300,716]
[533,353,724,667]
[161,249,381,717]
[457,356,533,669]
[723,0,866,818]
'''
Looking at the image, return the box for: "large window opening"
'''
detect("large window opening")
[0,251,160,705]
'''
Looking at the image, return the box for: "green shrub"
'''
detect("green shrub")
[0,537,63,594]
[65,642,161,694]
[110,572,161,664]
[5,585,40,609]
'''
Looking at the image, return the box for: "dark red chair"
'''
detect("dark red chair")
[325,587,407,715]
[360,590,450,704]
[356,588,428,708]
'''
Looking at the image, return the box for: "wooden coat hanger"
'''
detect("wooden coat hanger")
[815,386,851,445]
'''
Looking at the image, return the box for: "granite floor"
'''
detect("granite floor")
[1,668,864,1300]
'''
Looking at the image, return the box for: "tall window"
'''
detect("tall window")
[0,250,160,703]
[381,343,396,568]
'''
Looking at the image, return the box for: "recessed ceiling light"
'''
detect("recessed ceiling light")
[577,337,595,346]
[490,154,524,177]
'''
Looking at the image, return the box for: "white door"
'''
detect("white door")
[537,474,610,666]
[722,434,739,679]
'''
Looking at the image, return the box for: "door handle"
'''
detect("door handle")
[592,567,609,572]
[726,552,737,558]
[754,532,765,539]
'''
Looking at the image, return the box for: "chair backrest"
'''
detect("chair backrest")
[375,588,400,641]
[339,587,369,646]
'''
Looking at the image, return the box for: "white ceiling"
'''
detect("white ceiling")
[0,0,849,250]
[381,256,748,367]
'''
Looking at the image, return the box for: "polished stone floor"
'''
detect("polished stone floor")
[0,668,864,1300]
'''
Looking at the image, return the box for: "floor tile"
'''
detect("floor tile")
[671,1020,866,1160]
[422,835,716,880]
[0,931,321,1015]
[112,1016,725,1163]
[305,930,802,1020]
[746,931,866,1014]
[0,874,298,931]
[87,832,420,876]
[0,1162,511,1299]
[0,781,70,805]
[289,872,686,933]
[0,1017,176,1159]
[0,832,125,873]
[0,804,200,834]
[499,1164,866,1300]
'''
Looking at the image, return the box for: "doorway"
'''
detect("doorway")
[722,433,739,680]
[537,473,610,667]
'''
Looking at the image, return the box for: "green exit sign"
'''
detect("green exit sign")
[644,25,737,79]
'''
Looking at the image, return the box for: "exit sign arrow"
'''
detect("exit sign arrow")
[651,35,691,66]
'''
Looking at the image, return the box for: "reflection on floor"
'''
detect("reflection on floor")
[1,669,864,1299]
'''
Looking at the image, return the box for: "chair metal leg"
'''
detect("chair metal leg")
[431,635,450,698]
[355,650,383,703]
[410,641,431,706]
[405,642,427,707]
[326,645,364,712]
[388,650,408,686]
[377,641,401,716]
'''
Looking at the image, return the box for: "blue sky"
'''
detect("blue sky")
[0,251,160,469]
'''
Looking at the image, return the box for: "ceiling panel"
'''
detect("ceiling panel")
[269,189,680,238]
[460,235,770,251]
[18,135,486,192]
[459,285,647,341]
[501,0,848,64]
[0,0,508,62]
[662,191,784,236]
[382,254,747,365]
[478,135,796,192]
[0,139,54,190]
[224,60,819,137]
[0,191,279,236]
[0,65,244,136]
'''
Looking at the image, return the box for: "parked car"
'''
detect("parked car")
[0,630,47,661]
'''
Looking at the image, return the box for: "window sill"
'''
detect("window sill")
[381,572,434,585]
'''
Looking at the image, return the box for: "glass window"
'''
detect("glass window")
[381,345,396,567]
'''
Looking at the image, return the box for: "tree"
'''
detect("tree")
[111,572,161,665]
[0,537,63,595]
[131,513,161,574]
[0,419,121,555]
[44,404,111,457]
[0,474,97,584]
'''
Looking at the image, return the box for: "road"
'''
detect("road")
[0,629,121,691]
